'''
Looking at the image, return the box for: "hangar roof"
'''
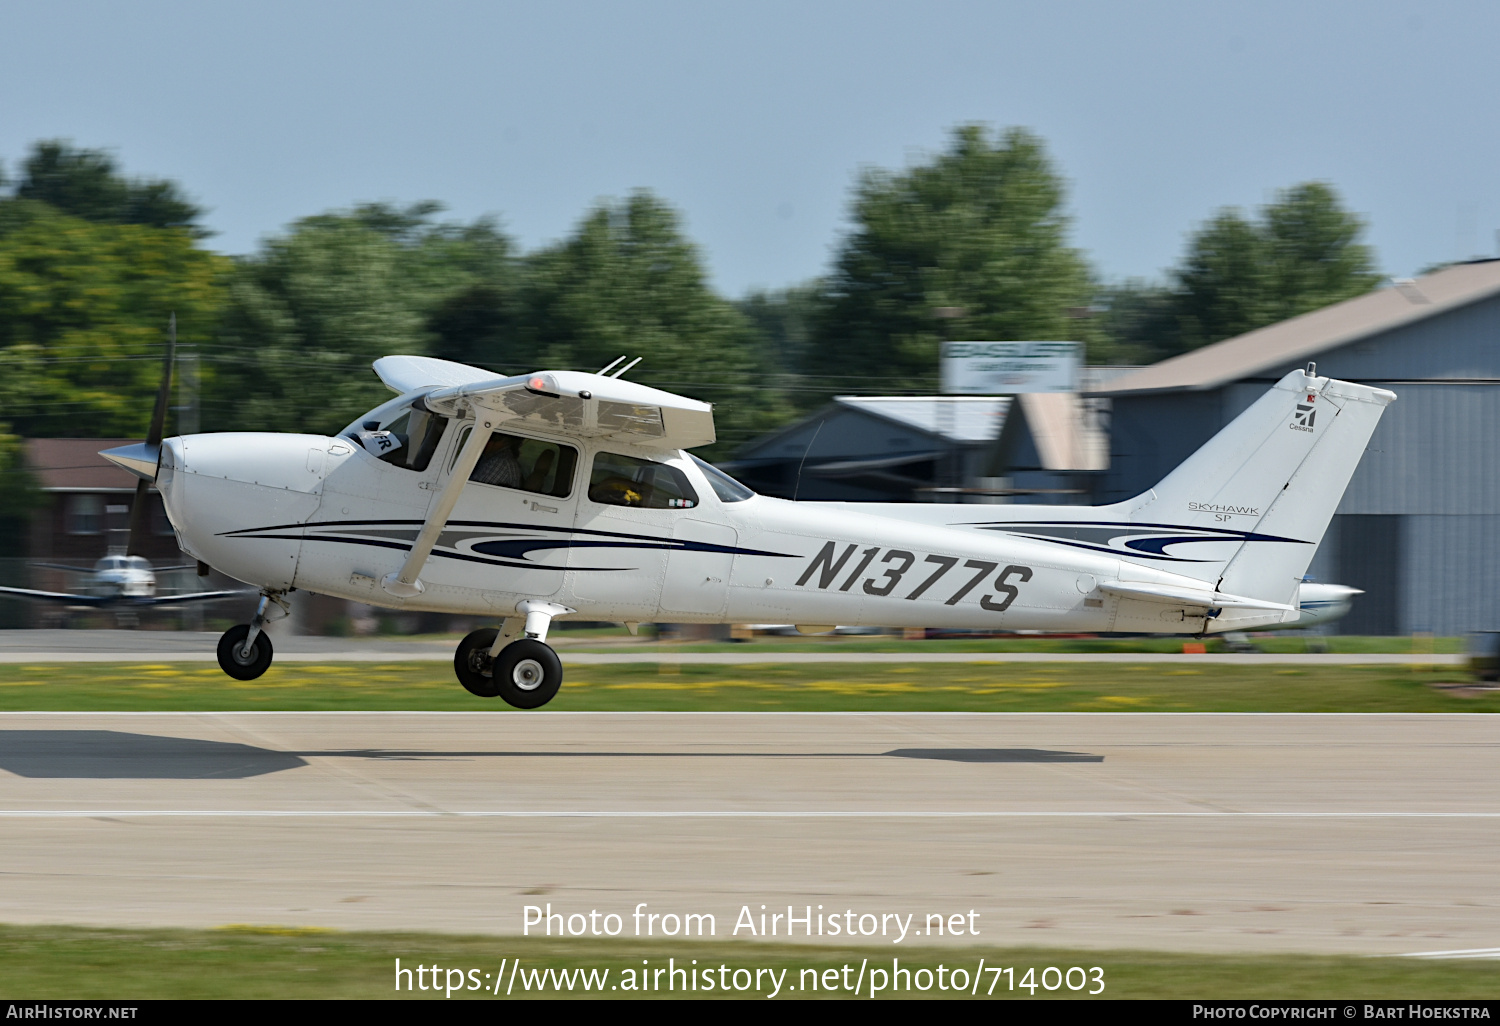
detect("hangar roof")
[1093,259,1500,396]
[833,396,1009,443]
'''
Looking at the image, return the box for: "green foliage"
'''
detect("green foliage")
[0,203,228,438]
[206,203,514,436]
[1089,279,1178,366]
[807,125,1092,393]
[14,140,207,236]
[735,283,825,412]
[0,424,40,555]
[1173,182,1381,352]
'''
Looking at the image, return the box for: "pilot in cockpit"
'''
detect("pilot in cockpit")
[470,433,522,489]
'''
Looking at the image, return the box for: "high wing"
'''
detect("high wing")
[0,586,247,608]
[29,562,199,574]
[131,589,248,607]
[373,355,496,393]
[372,355,715,450]
[0,586,115,607]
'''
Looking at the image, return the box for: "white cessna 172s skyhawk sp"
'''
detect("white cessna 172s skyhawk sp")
[101,356,1394,708]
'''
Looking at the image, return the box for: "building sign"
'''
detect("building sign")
[940,341,1081,394]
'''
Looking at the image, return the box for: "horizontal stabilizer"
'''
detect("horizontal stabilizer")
[1099,580,1296,613]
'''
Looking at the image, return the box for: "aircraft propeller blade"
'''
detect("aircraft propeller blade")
[125,313,175,558]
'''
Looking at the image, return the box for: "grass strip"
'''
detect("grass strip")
[0,661,1491,713]
[0,924,1495,1000]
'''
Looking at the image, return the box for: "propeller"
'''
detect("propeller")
[125,314,175,558]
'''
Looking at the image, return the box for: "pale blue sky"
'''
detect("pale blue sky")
[3,0,1496,294]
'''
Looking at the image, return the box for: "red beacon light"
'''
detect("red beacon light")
[528,375,548,391]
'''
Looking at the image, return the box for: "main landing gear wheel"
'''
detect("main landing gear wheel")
[217,624,274,680]
[453,629,563,709]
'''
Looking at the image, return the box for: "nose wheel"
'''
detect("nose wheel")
[454,628,563,708]
[215,591,288,681]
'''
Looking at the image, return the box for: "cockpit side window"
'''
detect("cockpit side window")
[450,426,578,499]
[588,452,699,509]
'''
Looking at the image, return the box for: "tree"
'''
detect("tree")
[734,283,825,413]
[14,140,207,236]
[0,204,228,438]
[806,125,1092,393]
[511,191,787,452]
[1174,182,1380,350]
[1091,279,1180,366]
[206,203,515,436]
[1174,210,1274,351]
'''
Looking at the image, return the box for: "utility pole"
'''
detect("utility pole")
[173,343,202,630]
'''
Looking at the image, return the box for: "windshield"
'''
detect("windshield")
[347,395,450,472]
[689,454,755,502]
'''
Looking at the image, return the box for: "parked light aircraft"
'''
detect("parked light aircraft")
[0,320,243,613]
[101,355,1394,708]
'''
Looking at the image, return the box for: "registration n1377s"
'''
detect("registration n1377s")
[101,355,1394,708]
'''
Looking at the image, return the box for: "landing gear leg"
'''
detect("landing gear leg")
[217,591,288,681]
[452,602,571,708]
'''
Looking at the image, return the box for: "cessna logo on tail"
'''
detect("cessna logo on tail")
[1290,402,1316,432]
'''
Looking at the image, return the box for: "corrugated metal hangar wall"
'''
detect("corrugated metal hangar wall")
[1099,270,1500,635]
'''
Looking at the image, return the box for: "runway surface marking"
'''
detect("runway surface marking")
[1403,947,1500,959]
[4,809,1500,818]
[1,711,1496,955]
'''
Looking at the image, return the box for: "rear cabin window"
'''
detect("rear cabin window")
[588,452,699,509]
[455,427,578,499]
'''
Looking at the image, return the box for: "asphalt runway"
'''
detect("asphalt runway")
[0,711,1496,955]
[0,630,1462,665]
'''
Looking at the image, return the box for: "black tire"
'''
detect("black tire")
[493,638,563,709]
[217,624,274,680]
[454,628,502,698]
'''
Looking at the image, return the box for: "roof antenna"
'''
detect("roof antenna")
[791,419,824,501]
[610,356,642,379]
[597,355,628,376]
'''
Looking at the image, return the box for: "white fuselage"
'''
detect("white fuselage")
[156,420,1299,636]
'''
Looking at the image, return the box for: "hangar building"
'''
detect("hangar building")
[1095,259,1500,636]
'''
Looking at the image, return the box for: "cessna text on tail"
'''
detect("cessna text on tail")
[102,355,1395,708]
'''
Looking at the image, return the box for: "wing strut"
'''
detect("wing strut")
[381,416,494,598]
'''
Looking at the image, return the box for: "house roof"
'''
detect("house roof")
[833,396,1010,444]
[1093,259,1500,396]
[24,439,150,492]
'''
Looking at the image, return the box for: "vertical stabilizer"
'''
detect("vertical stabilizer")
[1124,368,1395,606]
